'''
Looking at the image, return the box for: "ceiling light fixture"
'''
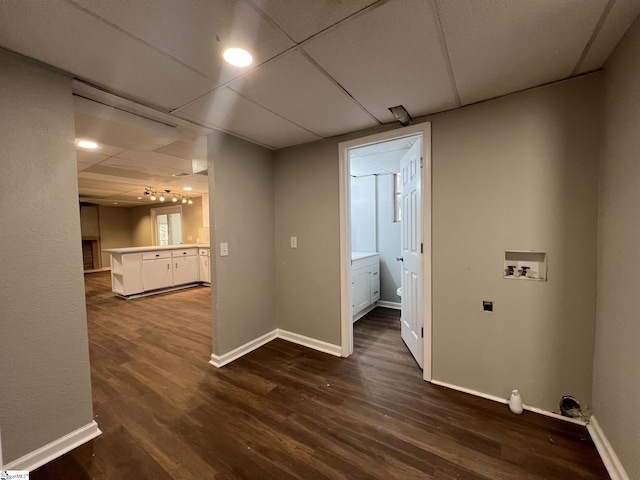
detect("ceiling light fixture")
[77,139,98,149]
[183,186,193,192]
[143,187,193,205]
[223,47,253,67]
[388,105,412,127]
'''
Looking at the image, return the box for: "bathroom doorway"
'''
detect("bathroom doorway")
[339,122,432,380]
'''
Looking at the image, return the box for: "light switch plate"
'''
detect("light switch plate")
[290,236,297,248]
[220,242,229,256]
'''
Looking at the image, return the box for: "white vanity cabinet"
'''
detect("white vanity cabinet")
[351,253,380,321]
[173,248,198,285]
[198,248,211,284]
[142,251,173,291]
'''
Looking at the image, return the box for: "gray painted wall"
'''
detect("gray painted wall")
[208,132,277,354]
[0,49,94,464]
[274,74,601,412]
[350,176,376,252]
[98,206,133,268]
[593,14,640,478]
[430,74,601,411]
[274,139,342,345]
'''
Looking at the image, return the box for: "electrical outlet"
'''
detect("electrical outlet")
[483,300,494,312]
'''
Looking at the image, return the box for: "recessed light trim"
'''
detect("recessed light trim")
[183,186,193,191]
[223,47,253,67]
[77,140,98,149]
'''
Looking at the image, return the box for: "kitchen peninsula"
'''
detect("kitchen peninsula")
[104,244,210,297]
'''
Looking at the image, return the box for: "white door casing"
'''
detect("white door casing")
[400,140,424,368]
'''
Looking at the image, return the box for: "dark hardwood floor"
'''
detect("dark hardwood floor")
[32,271,608,479]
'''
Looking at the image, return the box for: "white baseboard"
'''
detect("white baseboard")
[376,301,401,310]
[276,329,342,357]
[1,421,101,472]
[587,415,630,480]
[430,380,586,425]
[210,329,342,368]
[209,330,277,367]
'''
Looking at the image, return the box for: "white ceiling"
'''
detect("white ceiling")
[1,0,639,203]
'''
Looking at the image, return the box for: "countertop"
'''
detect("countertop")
[352,251,379,261]
[103,244,209,254]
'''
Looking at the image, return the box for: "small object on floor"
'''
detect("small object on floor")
[509,389,523,414]
[560,395,582,418]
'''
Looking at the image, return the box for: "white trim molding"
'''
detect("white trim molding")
[1,421,101,472]
[430,380,586,425]
[587,415,630,480]
[376,301,401,310]
[210,330,277,367]
[210,329,342,368]
[276,329,342,357]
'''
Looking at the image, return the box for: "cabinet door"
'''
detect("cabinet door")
[174,255,198,285]
[198,253,210,283]
[143,258,173,291]
[353,267,371,313]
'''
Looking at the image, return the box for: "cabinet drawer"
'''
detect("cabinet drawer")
[371,263,380,278]
[199,249,210,256]
[371,277,381,302]
[172,249,197,257]
[142,251,171,260]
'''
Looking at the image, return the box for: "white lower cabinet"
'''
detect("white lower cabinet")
[110,253,143,296]
[142,251,173,291]
[173,249,198,285]
[351,253,380,320]
[198,248,211,284]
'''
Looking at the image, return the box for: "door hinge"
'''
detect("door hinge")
[421,327,424,338]
[421,243,423,254]
[420,157,423,168]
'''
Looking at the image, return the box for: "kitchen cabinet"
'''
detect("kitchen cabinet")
[199,248,211,284]
[104,245,209,297]
[173,249,198,285]
[142,251,173,291]
[352,253,380,321]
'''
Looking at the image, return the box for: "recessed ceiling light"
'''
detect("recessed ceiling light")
[77,140,98,149]
[137,197,143,200]
[223,47,253,67]
[183,186,193,191]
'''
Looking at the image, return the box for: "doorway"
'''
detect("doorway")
[339,122,432,381]
[151,205,184,246]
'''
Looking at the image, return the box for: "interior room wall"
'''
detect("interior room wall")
[79,205,100,238]
[98,206,133,268]
[274,73,601,412]
[208,131,277,355]
[129,198,203,247]
[0,49,95,464]
[376,174,401,303]
[593,14,640,478]
[430,74,601,412]
[274,138,343,345]
[350,175,376,252]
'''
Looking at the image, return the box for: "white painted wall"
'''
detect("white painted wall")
[376,174,401,303]
[593,13,640,479]
[350,175,376,253]
[0,49,94,464]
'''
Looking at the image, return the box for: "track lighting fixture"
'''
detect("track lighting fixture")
[143,187,193,205]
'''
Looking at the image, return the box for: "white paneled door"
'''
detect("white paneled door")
[400,139,423,368]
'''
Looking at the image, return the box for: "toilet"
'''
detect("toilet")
[397,287,402,297]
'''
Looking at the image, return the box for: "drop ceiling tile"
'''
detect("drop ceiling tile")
[350,157,389,177]
[304,0,458,122]
[577,0,640,73]
[78,187,125,197]
[252,0,377,42]
[436,0,605,105]
[77,162,94,172]
[0,0,215,109]
[70,0,294,83]
[176,87,321,149]
[113,150,193,173]
[230,51,378,137]
[75,150,110,165]
[154,140,193,160]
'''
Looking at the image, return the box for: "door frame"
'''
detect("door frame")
[338,122,432,381]
[150,205,184,246]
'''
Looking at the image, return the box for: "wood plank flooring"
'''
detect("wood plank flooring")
[31,271,609,479]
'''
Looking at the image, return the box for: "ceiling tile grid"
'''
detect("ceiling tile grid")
[435,0,609,105]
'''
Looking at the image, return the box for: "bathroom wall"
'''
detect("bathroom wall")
[593,13,640,479]
[376,174,401,303]
[350,175,376,252]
